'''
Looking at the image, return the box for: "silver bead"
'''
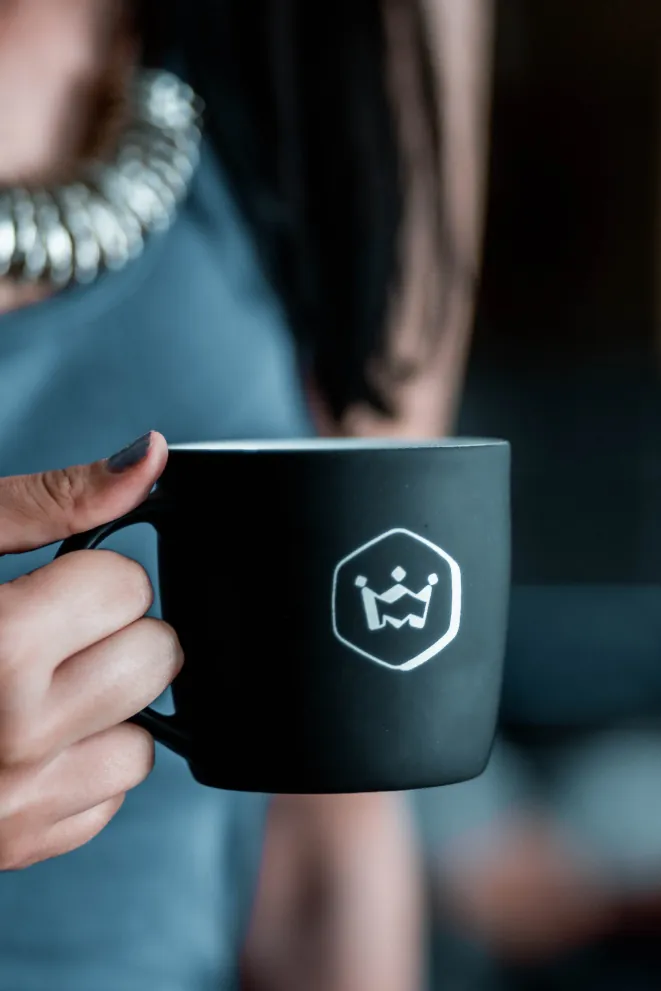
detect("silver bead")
[56,185,102,284]
[34,191,73,285]
[0,196,16,277]
[11,191,47,281]
[0,67,202,287]
[88,199,132,270]
[85,164,144,257]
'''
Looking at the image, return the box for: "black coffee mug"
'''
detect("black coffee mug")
[56,438,510,794]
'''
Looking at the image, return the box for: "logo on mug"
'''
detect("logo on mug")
[332,528,462,671]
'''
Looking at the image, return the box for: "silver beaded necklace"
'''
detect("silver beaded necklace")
[0,69,203,287]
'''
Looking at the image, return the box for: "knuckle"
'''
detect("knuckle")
[139,617,184,674]
[0,844,26,873]
[71,796,125,854]
[0,707,51,770]
[119,726,155,791]
[0,612,29,678]
[0,583,36,679]
[0,822,32,872]
[36,467,85,533]
[100,551,154,615]
[87,794,125,835]
[0,723,49,770]
[0,767,31,820]
[67,549,154,617]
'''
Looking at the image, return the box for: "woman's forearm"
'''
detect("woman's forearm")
[241,792,423,991]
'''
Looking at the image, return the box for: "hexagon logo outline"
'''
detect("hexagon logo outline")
[331,527,462,671]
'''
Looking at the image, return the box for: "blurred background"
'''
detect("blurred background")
[414,1,661,988]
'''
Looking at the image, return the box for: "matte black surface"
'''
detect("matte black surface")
[57,439,510,794]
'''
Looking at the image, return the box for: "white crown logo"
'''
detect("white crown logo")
[332,528,462,671]
[354,567,439,631]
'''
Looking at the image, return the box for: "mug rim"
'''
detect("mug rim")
[168,437,508,454]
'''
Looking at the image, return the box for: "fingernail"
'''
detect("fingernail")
[106,432,152,473]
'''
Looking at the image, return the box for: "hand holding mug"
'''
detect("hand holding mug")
[0,432,181,869]
[59,437,511,794]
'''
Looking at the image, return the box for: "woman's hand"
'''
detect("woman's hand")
[0,431,182,870]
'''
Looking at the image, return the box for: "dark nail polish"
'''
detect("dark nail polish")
[106,432,152,473]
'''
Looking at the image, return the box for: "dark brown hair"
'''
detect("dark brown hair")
[138,0,446,419]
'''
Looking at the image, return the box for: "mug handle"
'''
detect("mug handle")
[55,492,193,760]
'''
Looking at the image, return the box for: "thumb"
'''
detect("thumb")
[0,431,168,555]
